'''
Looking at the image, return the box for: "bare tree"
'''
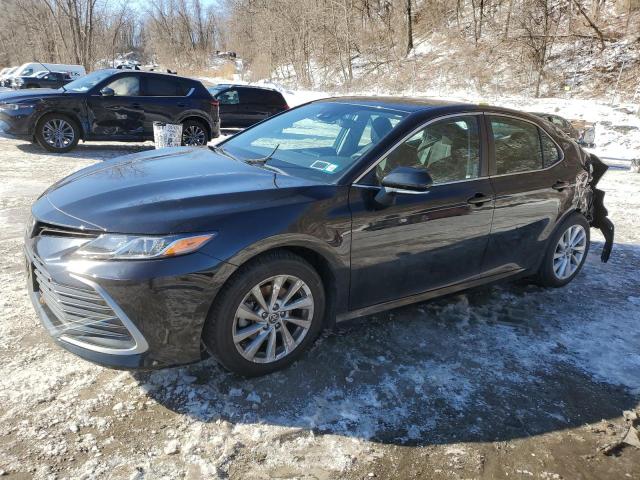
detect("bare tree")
[519,0,565,97]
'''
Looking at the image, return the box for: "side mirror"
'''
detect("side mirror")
[381,166,433,192]
[374,166,433,207]
[100,87,115,97]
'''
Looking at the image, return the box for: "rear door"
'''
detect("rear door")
[349,113,494,310]
[86,74,145,139]
[236,87,273,126]
[483,114,573,273]
[216,88,241,128]
[138,74,185,137]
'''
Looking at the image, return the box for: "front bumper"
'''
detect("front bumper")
[25,230,229,369]
[0,109,35,139]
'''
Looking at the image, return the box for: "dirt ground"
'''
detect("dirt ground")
[0,137,639,480]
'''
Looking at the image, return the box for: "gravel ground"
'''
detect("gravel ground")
[0,137,639,480]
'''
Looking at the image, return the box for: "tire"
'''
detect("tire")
[537,213,590,287]
[35,113,80,153]
[181,119,208,146]
[203,251,325,376]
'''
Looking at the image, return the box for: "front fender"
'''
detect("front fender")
[223,233,347,270]
[204,233,351,319]
[30,106,88,139]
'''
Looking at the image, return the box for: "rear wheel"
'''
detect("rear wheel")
[203,251,325,376]
[181,119,208,146]
[35,114,80,153]
[537,213,590,287]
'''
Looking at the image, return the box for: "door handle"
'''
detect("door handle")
[467,193,492,206]
[131,103,142,109]
[552,180,570,191]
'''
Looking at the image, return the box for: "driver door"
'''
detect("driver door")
[348,113,495,310]
[86,75,145,139]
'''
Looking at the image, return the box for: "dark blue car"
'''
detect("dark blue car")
[0,69,220,152]
[25,97,613,376]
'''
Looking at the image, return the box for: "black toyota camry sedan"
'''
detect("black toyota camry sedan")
[24,97,613,376]
[0,69,220,152]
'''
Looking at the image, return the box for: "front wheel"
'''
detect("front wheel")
[35,114,80,153]
[537,213,590,287]
[203,251,325,376]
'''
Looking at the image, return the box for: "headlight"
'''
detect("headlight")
[0,103,33,111]
[74,233,215,260]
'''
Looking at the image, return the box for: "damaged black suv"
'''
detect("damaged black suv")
[25,98,613,376]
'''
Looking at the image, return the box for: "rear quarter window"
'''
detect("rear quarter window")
[540,129,562,168]
[177,80,196,96]
[266,90,286,106]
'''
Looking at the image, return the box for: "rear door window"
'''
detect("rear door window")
[238,88,265,104]
[143,76,179,96]
[490,116,543,175]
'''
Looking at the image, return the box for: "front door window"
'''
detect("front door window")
[373,115,481,185]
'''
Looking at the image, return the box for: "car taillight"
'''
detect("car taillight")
[210,99,220,107]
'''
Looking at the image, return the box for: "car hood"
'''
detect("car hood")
[0,89,71,101]
[32,147,320,234]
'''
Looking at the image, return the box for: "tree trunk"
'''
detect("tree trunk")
[504,0,513,39]
[406,0,413,56]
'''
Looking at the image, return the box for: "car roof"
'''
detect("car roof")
[209,83,281,93]
[99,68,194,82]
[313,96,537,117]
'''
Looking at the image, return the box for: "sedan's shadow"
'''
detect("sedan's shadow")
[16,141,154,160]
[134,242,639,446]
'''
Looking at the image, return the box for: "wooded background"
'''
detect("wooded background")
[0,0,638,98]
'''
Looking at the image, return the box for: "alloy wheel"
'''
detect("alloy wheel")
[42,119,75,149]
[553,224,587,280]
[182,125,207,146]
[232,275,314,364]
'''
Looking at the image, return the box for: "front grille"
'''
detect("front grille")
[32,255,135,350]
[32,221,97,239]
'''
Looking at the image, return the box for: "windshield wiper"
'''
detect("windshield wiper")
[210,143,286,174]
[209,144,239,161]
[245,144,280,165]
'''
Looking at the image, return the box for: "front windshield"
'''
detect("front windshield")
[221,102,408,182]
[64,70,114,93]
